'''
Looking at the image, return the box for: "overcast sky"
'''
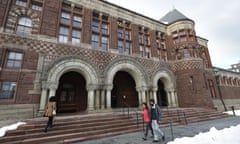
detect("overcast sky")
[107,0,240,69]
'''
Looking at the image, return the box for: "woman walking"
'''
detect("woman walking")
[44,96,56,132]
[141,102,154,140]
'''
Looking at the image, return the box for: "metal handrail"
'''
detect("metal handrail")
[122,102,141,128]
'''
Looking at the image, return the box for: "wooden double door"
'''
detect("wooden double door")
[56,72,87,113]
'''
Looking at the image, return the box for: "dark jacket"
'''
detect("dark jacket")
[150,104,162,121]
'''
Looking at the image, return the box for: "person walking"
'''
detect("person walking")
[149,99,165,143]
[44,96,56,132]
[141,102,154,140]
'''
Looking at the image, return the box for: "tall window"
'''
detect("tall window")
[91,34,99,49]
[101,36,108,51]
[91,12,109,51]
[6,52,23,68]
[0,82,16,99]
[58,3,82,44]
[139,26,150,58]
[183,48,190,58]
[59,27,69,43]
[146,47,150,58]
[117,20,132,55]
[156,31,167,61]
[140,46,143,57]
[16,17,32,36]
[72,30,81,44]
[60,12,70,25]
[118,40,123,53]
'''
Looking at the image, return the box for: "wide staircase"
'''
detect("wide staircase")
[0,107,229,144]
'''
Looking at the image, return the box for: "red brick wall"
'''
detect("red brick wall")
[220,86,240,99]
[174,61,214,108]
[40,0,60,36]
[0,49,38,104]
[82,8,92,44]
[109,16,118,50]
[149,30,157,58]
[131,24,140,55]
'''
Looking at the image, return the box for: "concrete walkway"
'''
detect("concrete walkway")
[75,116,240,144]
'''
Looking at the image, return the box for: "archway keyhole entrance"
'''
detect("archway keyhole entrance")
[111,71,139,108]
[157,79,168,106]
[56,71,87,113]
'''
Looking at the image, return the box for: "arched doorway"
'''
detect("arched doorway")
[111,71,138,108]
[56,71,87,113]
[157,79,168,106]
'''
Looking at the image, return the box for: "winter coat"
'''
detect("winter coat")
[142,107,150,122]
[44,102,56,117]
[150,104,162,121]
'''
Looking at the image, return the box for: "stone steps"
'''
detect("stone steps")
[0,108,229,144]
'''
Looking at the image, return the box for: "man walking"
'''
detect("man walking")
[149,99,165,143]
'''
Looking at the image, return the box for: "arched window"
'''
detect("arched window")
[16,17,32,36]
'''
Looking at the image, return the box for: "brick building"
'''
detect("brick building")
[0,0,239,118]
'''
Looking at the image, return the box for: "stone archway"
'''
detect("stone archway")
[152,69,178,107]
[39,57,99,112]
[104,58,148,108]
[111,71,138,108]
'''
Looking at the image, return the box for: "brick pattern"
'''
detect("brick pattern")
[172,59,202,72]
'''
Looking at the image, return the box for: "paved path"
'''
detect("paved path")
[75,116,240,144]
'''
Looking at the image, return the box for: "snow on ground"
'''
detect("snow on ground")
[0,122,26,137]
[167,124,240,144]
[224,110,240,116]
[168,110,240,144]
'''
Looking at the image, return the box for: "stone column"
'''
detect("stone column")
[106,90,111,109]
[95,90,100,109]
[101,90,105,109]
[153,88,158,103]
[138,91,142,105]
[105,85,113,109]
[39,88,48,112]
[173,91,179,107]
[87,89,94,111]
[167,90,172,107]
[141,90,146,103]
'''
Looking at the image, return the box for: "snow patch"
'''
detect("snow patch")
[0,122,26,137]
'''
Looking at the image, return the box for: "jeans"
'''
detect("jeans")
[151,120,164,141]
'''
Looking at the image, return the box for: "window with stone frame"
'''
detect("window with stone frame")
[139,26,151,58]
[58,2,82,44]
[91,12,109,51]
[117,20,132,55]
[183,48,190,58]
[15,0,43,11]
[6,51,23,68]
[0,81,16,99]
[16,17,32,36]
[156,31,167,61]
[16,0,27,7]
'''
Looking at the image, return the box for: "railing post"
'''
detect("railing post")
[169,120,174,141]
[183,111,188,125]
[231,106,236,116]
[177,109,180,122]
